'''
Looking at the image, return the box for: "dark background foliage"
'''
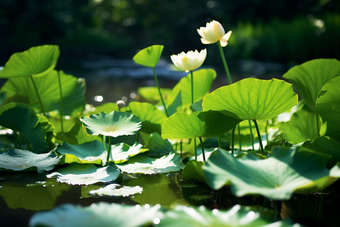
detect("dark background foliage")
[0,0,339,65]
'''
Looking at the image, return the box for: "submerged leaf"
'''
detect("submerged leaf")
[80,111,141,137]
[204,147,340,200]
[203,78,298,121]
[89,183,143,197]
[46,163,120,185]
[0,45,59,78]
[0,149,61,173]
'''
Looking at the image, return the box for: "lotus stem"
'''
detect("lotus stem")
[106,136,112,163]
[248,120,255,150]
[217,42,232,84]
[29,75,46,116]
[199,137,206,162]
[57,71,64,132]
[190,70,194,104]
[152,67,169,117]
[237,124,241,150]
[253,120,264,154]
[194,138,197,161]
[316,113,321,137]
[231,126,236,156]
[180,140,183,158]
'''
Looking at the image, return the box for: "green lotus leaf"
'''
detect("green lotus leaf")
[0,178,71,211]
[182,160,205,182]
[316,76,340,141]
[89,183,143,197]
[203,146,340,200]
[80,111,141,137]
[0,103,52,153]
[0,149,61,173]
[162,111,241,140]
[280,104,320,144]
[128,101,167,134]
[57,140,107,165]
[46,163,120,185]
[138,86,171,103]
[110,142,146,164]
[1,70,85,116]
[158,205,300,227]
[117,153,181,174]
[283,59,340,112]
[167,69,216,111]
[133,45,164,67]
[90,102,119,114]
[303,136,340,162]
[56,119,101,145]
[203,78,298,121]
[124,174,186,207]
[142,132,174,157]
[0,45,59,78]
[29,202,161,227]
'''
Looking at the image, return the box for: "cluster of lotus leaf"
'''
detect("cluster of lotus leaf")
[0,43,339,226]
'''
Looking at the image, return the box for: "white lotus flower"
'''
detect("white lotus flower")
[197,20,232,47]
[170,49,207,73]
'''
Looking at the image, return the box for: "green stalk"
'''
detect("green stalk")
[190,70,194,104]
[237,123,241,150]
[217,42,232,84]
[102,135,106,151]
[231,126,236,156]
[57,71,64,132]
[29,75,46,116]
[180,140,183,158]
[253,120,264,154]
[194,138,197,161]
[152,67,169,117]
[106,136,112,164]
[248,120,255,150]
[199,137,206,162]
[316,113,321,137]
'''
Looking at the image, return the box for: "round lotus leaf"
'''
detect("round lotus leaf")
[283,59,340,113]
[0,45,60,78]
[80,111,141,137]
[89,184,143,197]
[203,78,298,121]
[133,45,163,67]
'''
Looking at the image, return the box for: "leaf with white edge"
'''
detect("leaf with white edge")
[46,163,120,185]
[117,153,182,174]
[57,140,107,165]
[89,183,143,197]
[128,101,167,134]
[29,202,161,227]
[203,147,340,200]
[133,45,163,67]
[80,111,141,137]
[167,69,216,111]
[110,142,146,164]
[0,149,61,173]
[316,76,340,141]
[0,45,59,78]
[158,205,301,227]
[162,111,241,140]
[203,78,298,121]
[283,59,340,113]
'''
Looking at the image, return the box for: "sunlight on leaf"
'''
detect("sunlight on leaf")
[110,142,146,164]
[89,183,143,197]
[133,45,164,67]
[80,111,141,137]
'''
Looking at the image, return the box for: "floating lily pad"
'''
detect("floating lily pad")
[128,101,167,134]
[0,103,53,153]
[117,153,181,174]
[203,78,298,121]
[80,111,141,137]
[46,163,120,185]
[316,76,340,141]
[29,202,161,227]
[110,142,146,164]
[133,45,163,67]
[0,149,61,173]
[89,183,143,197]
[0,45,59,78]
[283,59,340,113]
[167,69,216,111]
[158,205,300,227]
[1,70,86,116]
[162,111,241,139]
[203,146,340,200]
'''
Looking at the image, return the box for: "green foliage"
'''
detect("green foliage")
[133,45,164,67]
